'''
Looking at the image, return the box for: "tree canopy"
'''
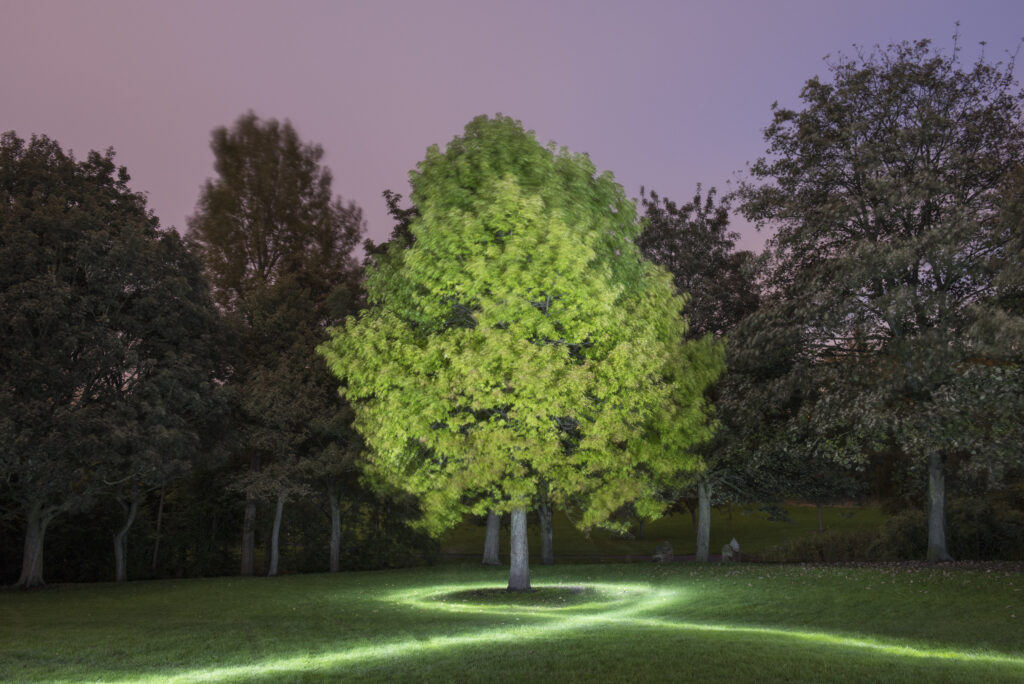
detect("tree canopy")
[0,132,221,587]
[637,186,759,339]
[187,112,364,575]
[736,38,1024,561]
[636,185,761,560]
[320,115,723,588]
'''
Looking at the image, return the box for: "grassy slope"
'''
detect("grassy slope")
[2,563,1022,683]
[441,504,887,559]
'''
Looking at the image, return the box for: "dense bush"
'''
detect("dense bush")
[759,499,1024,563]
[757,529,879,563]
[946,499,1024,561]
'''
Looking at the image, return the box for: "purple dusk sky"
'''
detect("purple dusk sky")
[2,0,1021,253]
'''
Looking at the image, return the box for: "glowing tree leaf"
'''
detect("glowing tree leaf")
[320,115,722,589]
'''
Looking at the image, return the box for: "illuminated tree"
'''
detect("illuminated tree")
[320,115,722,590]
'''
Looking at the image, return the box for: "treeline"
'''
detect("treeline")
[3,37,1024,586]
[0,116,438,588]
[641,39,1024,564]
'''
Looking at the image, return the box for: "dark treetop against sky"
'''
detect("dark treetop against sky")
[2,0,1021,253]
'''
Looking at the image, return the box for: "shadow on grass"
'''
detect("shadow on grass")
[436,585,595,607]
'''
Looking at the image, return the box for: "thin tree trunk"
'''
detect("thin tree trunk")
[329,483,342,573]
[538,503,553,565]
[203,513,219,577]
[696,477,711,563]
[240,494,257,576]
[16,501,52,589]
[240,453,259,576]
[113,484,140,583]
[817,504,824,533]
[151,486,165,576]
[927,452,953,562]
[267,490,285,577]
[507,507,530,592]
[482,510,501,565]
[684,498,698,534]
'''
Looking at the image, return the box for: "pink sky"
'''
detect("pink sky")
[2,0,1021,253]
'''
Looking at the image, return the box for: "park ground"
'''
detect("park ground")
[2,558,1023,682]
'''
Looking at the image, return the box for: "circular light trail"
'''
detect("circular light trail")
[111,580,1024,682]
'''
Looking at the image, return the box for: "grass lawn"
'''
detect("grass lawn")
[2,563,1022,682]
[440,504,888,560]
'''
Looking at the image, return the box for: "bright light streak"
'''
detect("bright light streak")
[114,581,1024,683]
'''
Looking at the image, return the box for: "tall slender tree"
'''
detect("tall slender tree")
[321,115,722,590]
[187,112,363,575]
[637,186,759,561]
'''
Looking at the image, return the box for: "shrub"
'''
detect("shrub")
[948,499,1024,561]
[868,509,927,560]
[757,529,877,563]
[759,499,1024,563]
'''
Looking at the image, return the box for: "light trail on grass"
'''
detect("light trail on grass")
[123,582,669,683]
[597,616,1024,668]
[118,581,1024,683]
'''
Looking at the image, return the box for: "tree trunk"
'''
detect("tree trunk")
[482,510,501,565]
[329,483,342,573]
[113,484,140,583]
[684,498,698,534]
[538,503,554,565]
[240,453,260,576]
[207,513,219,576]
[240,493,257,576]
[16,501,52,589]
[267,490,285,577]
[927,452,953,562]
[151,486,165,576]
[507,507,530,592]
[817,504,824,533]
[696,477,711,563]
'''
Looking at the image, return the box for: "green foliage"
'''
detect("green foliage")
[992,162,1024,315]
[0,131,222,585]
[321,115,723,535]
[637,185,759,339]
[187,112,363,311]
[187,112,365,551]
[363,189,418,261]
[733,39,1024,557]
[334,489,441,570]
[758,528,881,563]
[880,499,1024,562]
[762,499,1024,563]
[635,184,794,522]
